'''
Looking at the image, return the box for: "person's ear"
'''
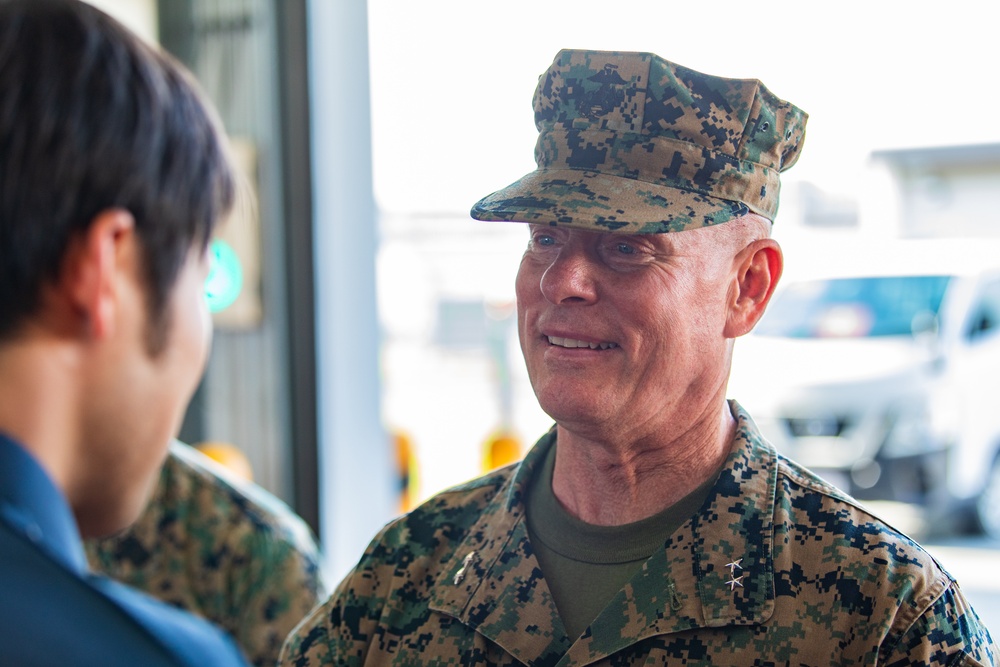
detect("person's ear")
[61,209,136,340]
[724,238,782,338]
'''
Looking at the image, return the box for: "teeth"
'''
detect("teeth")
[547,336,618,350]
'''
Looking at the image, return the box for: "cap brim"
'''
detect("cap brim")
[471,169,750,234]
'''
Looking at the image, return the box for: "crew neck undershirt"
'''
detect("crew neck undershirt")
[524,439,719,640]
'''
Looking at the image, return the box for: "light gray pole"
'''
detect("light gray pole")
[307,0,394,581]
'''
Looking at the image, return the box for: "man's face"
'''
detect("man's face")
[515,224,739,442]
[75,243,213,537]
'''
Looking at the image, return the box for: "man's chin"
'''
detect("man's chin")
[538,400,613,431]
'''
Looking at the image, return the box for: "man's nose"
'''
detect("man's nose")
[539,244,598,305]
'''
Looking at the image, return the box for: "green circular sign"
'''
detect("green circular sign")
[204,239,243,313]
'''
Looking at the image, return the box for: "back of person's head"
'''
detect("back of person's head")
[0,0,235,349]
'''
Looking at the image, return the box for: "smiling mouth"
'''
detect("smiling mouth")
[546,336,618,350]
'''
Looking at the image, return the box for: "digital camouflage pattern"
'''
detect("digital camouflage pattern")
[87,442,327,667]
[281,402,996,666]
[471,49,808,233]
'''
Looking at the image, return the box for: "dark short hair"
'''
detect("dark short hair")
[0,0,235,345]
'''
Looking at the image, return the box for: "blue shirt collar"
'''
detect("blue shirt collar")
[0,433,87,573]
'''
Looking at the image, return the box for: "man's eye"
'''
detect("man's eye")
[615,242,636,255]
[535,234,556,246]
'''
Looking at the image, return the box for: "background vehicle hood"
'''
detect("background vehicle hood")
[728,335,934,416]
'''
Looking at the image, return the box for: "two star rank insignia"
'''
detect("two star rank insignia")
[725,558,744,591]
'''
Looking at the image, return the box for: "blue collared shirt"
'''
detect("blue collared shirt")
[0,433,249,666]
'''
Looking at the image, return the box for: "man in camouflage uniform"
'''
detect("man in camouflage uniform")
[87,441,327,667]
[281,50,998,666]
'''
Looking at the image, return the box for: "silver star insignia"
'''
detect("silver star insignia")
[725,558,743,573]
[453,551,477,585]
[725,574,745,591]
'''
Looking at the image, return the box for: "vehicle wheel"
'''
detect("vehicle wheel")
[976,457,1000,540]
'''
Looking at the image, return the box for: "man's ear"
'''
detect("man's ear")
[61,209,136,340]
[724,238,783,338]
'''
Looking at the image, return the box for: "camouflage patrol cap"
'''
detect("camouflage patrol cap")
[471,49,808,233]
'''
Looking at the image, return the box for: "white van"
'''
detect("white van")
[729,238,1000,537]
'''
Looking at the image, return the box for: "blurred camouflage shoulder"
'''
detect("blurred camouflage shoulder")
[87,441,327,667]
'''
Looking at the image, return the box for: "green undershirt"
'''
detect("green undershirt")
[524,439,719,640]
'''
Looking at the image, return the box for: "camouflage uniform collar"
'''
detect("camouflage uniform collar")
[427,426,569,661]
[428,402,778,662]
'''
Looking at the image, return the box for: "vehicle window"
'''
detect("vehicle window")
[966,279,1000,341]
[755,275,951,339]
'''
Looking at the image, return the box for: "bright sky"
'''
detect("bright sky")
[367,0,999,215]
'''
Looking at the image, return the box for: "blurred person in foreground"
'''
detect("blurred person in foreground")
[86,440,328,667]
[282,50,998,666]
[0,0,249,664]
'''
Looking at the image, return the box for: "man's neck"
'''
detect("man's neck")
[549,400,735,526]
[0,335,82,495]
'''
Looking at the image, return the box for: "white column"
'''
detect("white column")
[307,0,394,583]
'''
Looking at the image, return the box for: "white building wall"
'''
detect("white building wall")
[898,165,1000,239]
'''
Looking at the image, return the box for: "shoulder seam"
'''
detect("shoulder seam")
[878,573,954,662]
